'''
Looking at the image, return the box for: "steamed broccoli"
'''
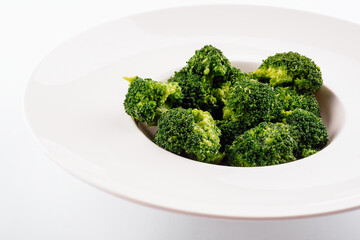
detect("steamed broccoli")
[271,87,321,122]
[216,120,247,150]
[184,45,232,87]
[223,79,275,128]
[254,52,323,93]
[123,46,329,167]
[123,76,183,125]
[212,68,251,106]
[168,71,218,114]
[227,66,253,84]
[217,79,277,151]
[154,108,223,163]
[168,45,235,118]
[284,108,328,158]
[227,122,297,167]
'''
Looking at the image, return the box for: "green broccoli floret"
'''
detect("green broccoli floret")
[254,52,323,93]
[227,67,252,85]
[302,149,319,158]
[296,92,320,116]
[168,71,217,114]
[284,108,328,158]
[271,87,321,122]
[185,45,232,87]
[154,108,223,164]
[168,45,235,118]
[223,79,275,128]
[123,76,183,125]
[210,68,252,119]
[212,81,232,106]
[212,68,251,106]
[227,122,297,167]
[216,120,247,150]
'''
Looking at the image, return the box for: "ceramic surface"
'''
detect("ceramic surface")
[24,5,360,219]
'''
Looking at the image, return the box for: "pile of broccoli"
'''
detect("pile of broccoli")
[123,45,329,166]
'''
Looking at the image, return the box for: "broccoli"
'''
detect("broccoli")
[227,122,297,167]
[216,120,247,150]
[123,47,329,167]
[212,68,251,105]
[168,45,235,118]
[123,76,183,125]
[184,45,232,87]
[223,79,275,128]
[168,71,218,114]
[284,108,328,158]
[254,52,323,93]
[218,79,277,149]
[302,149,319,158]
[154,107,223,164]
[271,87,321,122]
[227,66,252,85]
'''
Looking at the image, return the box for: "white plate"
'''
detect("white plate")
[24,5,360,219]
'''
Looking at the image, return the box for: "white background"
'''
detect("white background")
[2,0,360,239]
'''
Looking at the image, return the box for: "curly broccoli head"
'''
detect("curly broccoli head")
[227,122,297,167]
[254,52,323,93]
[123,76,183,125]
[227,67,252,84]
[285,108,328,158]
[297,93,321,115]
[271,87,321,122]
[223,79,275,128]
[211,81,232,106]
[212,68,252,105]
[168,45,235,118]
[168,71,217,114]
[216,120,247,150]
[185,45,232,86]
[154,108,223,163]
